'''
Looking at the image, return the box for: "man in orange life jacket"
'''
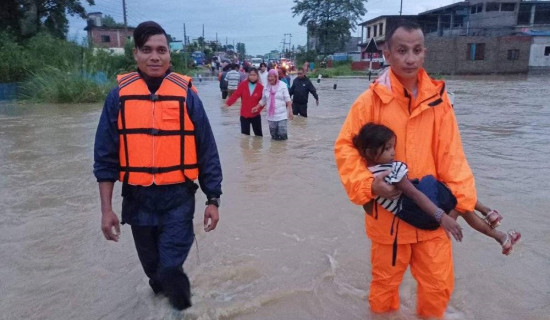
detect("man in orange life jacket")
[335,20,476,318]
[93,21,222,310]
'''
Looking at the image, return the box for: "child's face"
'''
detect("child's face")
[374,136,396,164]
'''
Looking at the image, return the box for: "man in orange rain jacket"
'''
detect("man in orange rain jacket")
[334,20,476,319]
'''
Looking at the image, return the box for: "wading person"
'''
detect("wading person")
[225,64,241,99]
[224,68,264,136]
[252,69,293,140]
[334,21,476,318]
[259,62,268,85]
[218,63,230,99]
[289,67,319,118]
[93,21,223,311]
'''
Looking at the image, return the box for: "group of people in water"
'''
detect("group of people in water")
[95,20,521,317]
[220,62,319,140]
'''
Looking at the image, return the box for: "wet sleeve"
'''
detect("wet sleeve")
[390,161,408,184]
[259,89,267,107]
[93,88,120,182]
[187,90,223,199]
[307,80,319,101]
[435,100,477,212]
[282,86,291,103]
[289,80,295,97]
[334,92,375,205]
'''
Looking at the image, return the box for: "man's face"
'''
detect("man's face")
[384,28,426,83]
[133,34,170,78]
[261,65,266,72]
[297,70,305,79]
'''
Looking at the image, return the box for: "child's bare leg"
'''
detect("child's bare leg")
[459,211,507,245]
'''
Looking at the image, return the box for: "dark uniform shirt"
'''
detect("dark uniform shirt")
[289,76,319,105]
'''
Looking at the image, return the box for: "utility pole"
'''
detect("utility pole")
[122,0,128,30]
[399,0,403,15]
[283,33,292,58]
[183,23,187,45]
[183,23,188,68]
[202,24,204,39]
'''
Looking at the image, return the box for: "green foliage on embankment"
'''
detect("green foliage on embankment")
[0,31,194,103]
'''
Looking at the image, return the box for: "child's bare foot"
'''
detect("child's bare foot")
[500,230,521,255]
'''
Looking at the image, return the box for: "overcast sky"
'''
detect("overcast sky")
[68,0,463,55]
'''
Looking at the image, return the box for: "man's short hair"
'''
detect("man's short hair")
[260,62,267,68]
[133,21,168,49]
[386,20,422,49]
[297,67,304,73]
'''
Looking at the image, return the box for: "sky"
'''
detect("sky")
[68,0,463,55]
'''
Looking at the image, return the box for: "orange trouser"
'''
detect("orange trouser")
[369,234,454,318]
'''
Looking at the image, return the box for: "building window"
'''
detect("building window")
[367,27,371,39]
[379,22,384,36]
[467,43,485,60]
[501,3,516,11]
[507,49,519,60]
[373,25,377,37]
[486,2,499,12]
[545,46,550,56]
[470,3,483,14]
[101,35,111,43]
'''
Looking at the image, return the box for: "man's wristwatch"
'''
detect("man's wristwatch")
[205,198,220,208]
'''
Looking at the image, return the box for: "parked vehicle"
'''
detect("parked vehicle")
[191,51,206,65]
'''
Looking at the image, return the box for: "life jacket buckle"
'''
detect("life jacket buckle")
[151,94,159,101]
[151,167,159,174]
[150,128,159,135]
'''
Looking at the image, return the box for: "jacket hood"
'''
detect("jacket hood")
[372,68,445,105]
[371,67,447,118]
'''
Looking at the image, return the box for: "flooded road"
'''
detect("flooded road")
[1,75,549,320]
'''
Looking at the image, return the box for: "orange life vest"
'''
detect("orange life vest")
[117,72,199,186]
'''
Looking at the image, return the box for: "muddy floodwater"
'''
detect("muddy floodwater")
[1,75,549,320]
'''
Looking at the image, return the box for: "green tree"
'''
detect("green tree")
[101,14,125,28]
[292,0,367,54]
[236,42,246,60]
[0,0,95,40]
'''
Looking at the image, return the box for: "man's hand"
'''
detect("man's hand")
[371,171,401,200]
[204,205,219,232]
[440,214,463,242]
[223,103,229,108]
[101,210,120,242]
[251,105,260,113]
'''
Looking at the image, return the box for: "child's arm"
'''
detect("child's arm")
[395,177,463,241]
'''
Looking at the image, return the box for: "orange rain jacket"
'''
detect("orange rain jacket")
[117,72,199,186]
[335,68,477,244]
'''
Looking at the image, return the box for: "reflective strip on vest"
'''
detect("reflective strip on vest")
[117,72,199,186]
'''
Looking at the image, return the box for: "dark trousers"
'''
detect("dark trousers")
[123,183,196,310]
[240,115,262,136]
[221,90,228,99]
[292,103,308,117]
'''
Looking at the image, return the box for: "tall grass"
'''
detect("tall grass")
[19,68,114,103]
[1,31,200,103]
[310,63,366,78]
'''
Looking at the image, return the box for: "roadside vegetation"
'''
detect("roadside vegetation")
[0,31,195,103]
